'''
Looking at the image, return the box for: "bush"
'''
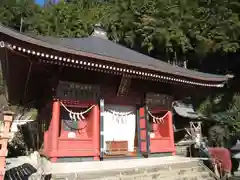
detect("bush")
[7,130,28,157]
[208,125,229,147]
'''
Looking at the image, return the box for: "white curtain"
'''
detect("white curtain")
[103,107,136,152]
[103,111,115,152]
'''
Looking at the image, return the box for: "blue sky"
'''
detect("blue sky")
[35,0,44,6]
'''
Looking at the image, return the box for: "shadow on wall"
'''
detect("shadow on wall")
[5,163,51,180]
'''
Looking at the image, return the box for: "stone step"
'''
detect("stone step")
[51,160,216,180]
[51,171,214,180]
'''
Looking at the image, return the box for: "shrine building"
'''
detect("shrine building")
[0,24,229,162]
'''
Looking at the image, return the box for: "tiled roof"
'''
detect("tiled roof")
[0,25,229,86]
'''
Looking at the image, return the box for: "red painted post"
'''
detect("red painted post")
[51,101,60,162]
[168,111,176,155]
[0,111,14,180]
[93,105,100,160]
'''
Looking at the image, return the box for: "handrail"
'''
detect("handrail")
[197,160,220,180]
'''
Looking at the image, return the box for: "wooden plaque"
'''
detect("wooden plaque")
[56,81,100,101]
[145,93,173,109]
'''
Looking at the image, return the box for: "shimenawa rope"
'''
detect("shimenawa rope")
[60,102,95,121]
[147,111,168,123]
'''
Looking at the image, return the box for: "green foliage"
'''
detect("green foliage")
[26,0,112,37]
[29,109,38,120]
[107,0,240,64]
[198,93,240,135]
[0,0,40,31]
[8,131,28,157]
[1,0,240,65]
[220,94,240,134]
[208,125,229,147]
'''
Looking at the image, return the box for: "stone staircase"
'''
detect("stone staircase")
[51,159,216,180]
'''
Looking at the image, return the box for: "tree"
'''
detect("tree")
[25,0,112,37]
[1,0,240,68]
[106,0,240,67]
[197,92,240,146]
[193,0,240,53]
[106,0,194,63]
[0,0,40,32]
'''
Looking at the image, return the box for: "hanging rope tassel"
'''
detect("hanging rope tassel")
[80,113,85,120]
[77,113,81,120]
[153,117,156,123]
[60,102,95,121]
[147,111,168,124]
[73,113,77,121]
[107,110,133,124]
[69,111,73,120]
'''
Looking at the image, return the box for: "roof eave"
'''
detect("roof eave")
[0,25,229,87]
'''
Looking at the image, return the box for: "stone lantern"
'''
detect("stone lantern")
[0,111,14,180]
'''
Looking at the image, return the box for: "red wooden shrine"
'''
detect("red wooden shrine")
[0,24,229,165]
[148,110,175,154]
[42,101,100,162]
[138,106,175,156]
[42,94,176,161]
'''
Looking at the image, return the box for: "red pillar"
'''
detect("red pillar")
[51,101,60,162]
[168,111,176,155]
[93,105,100,160]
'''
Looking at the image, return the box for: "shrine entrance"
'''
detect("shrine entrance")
[102,105,137,158]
